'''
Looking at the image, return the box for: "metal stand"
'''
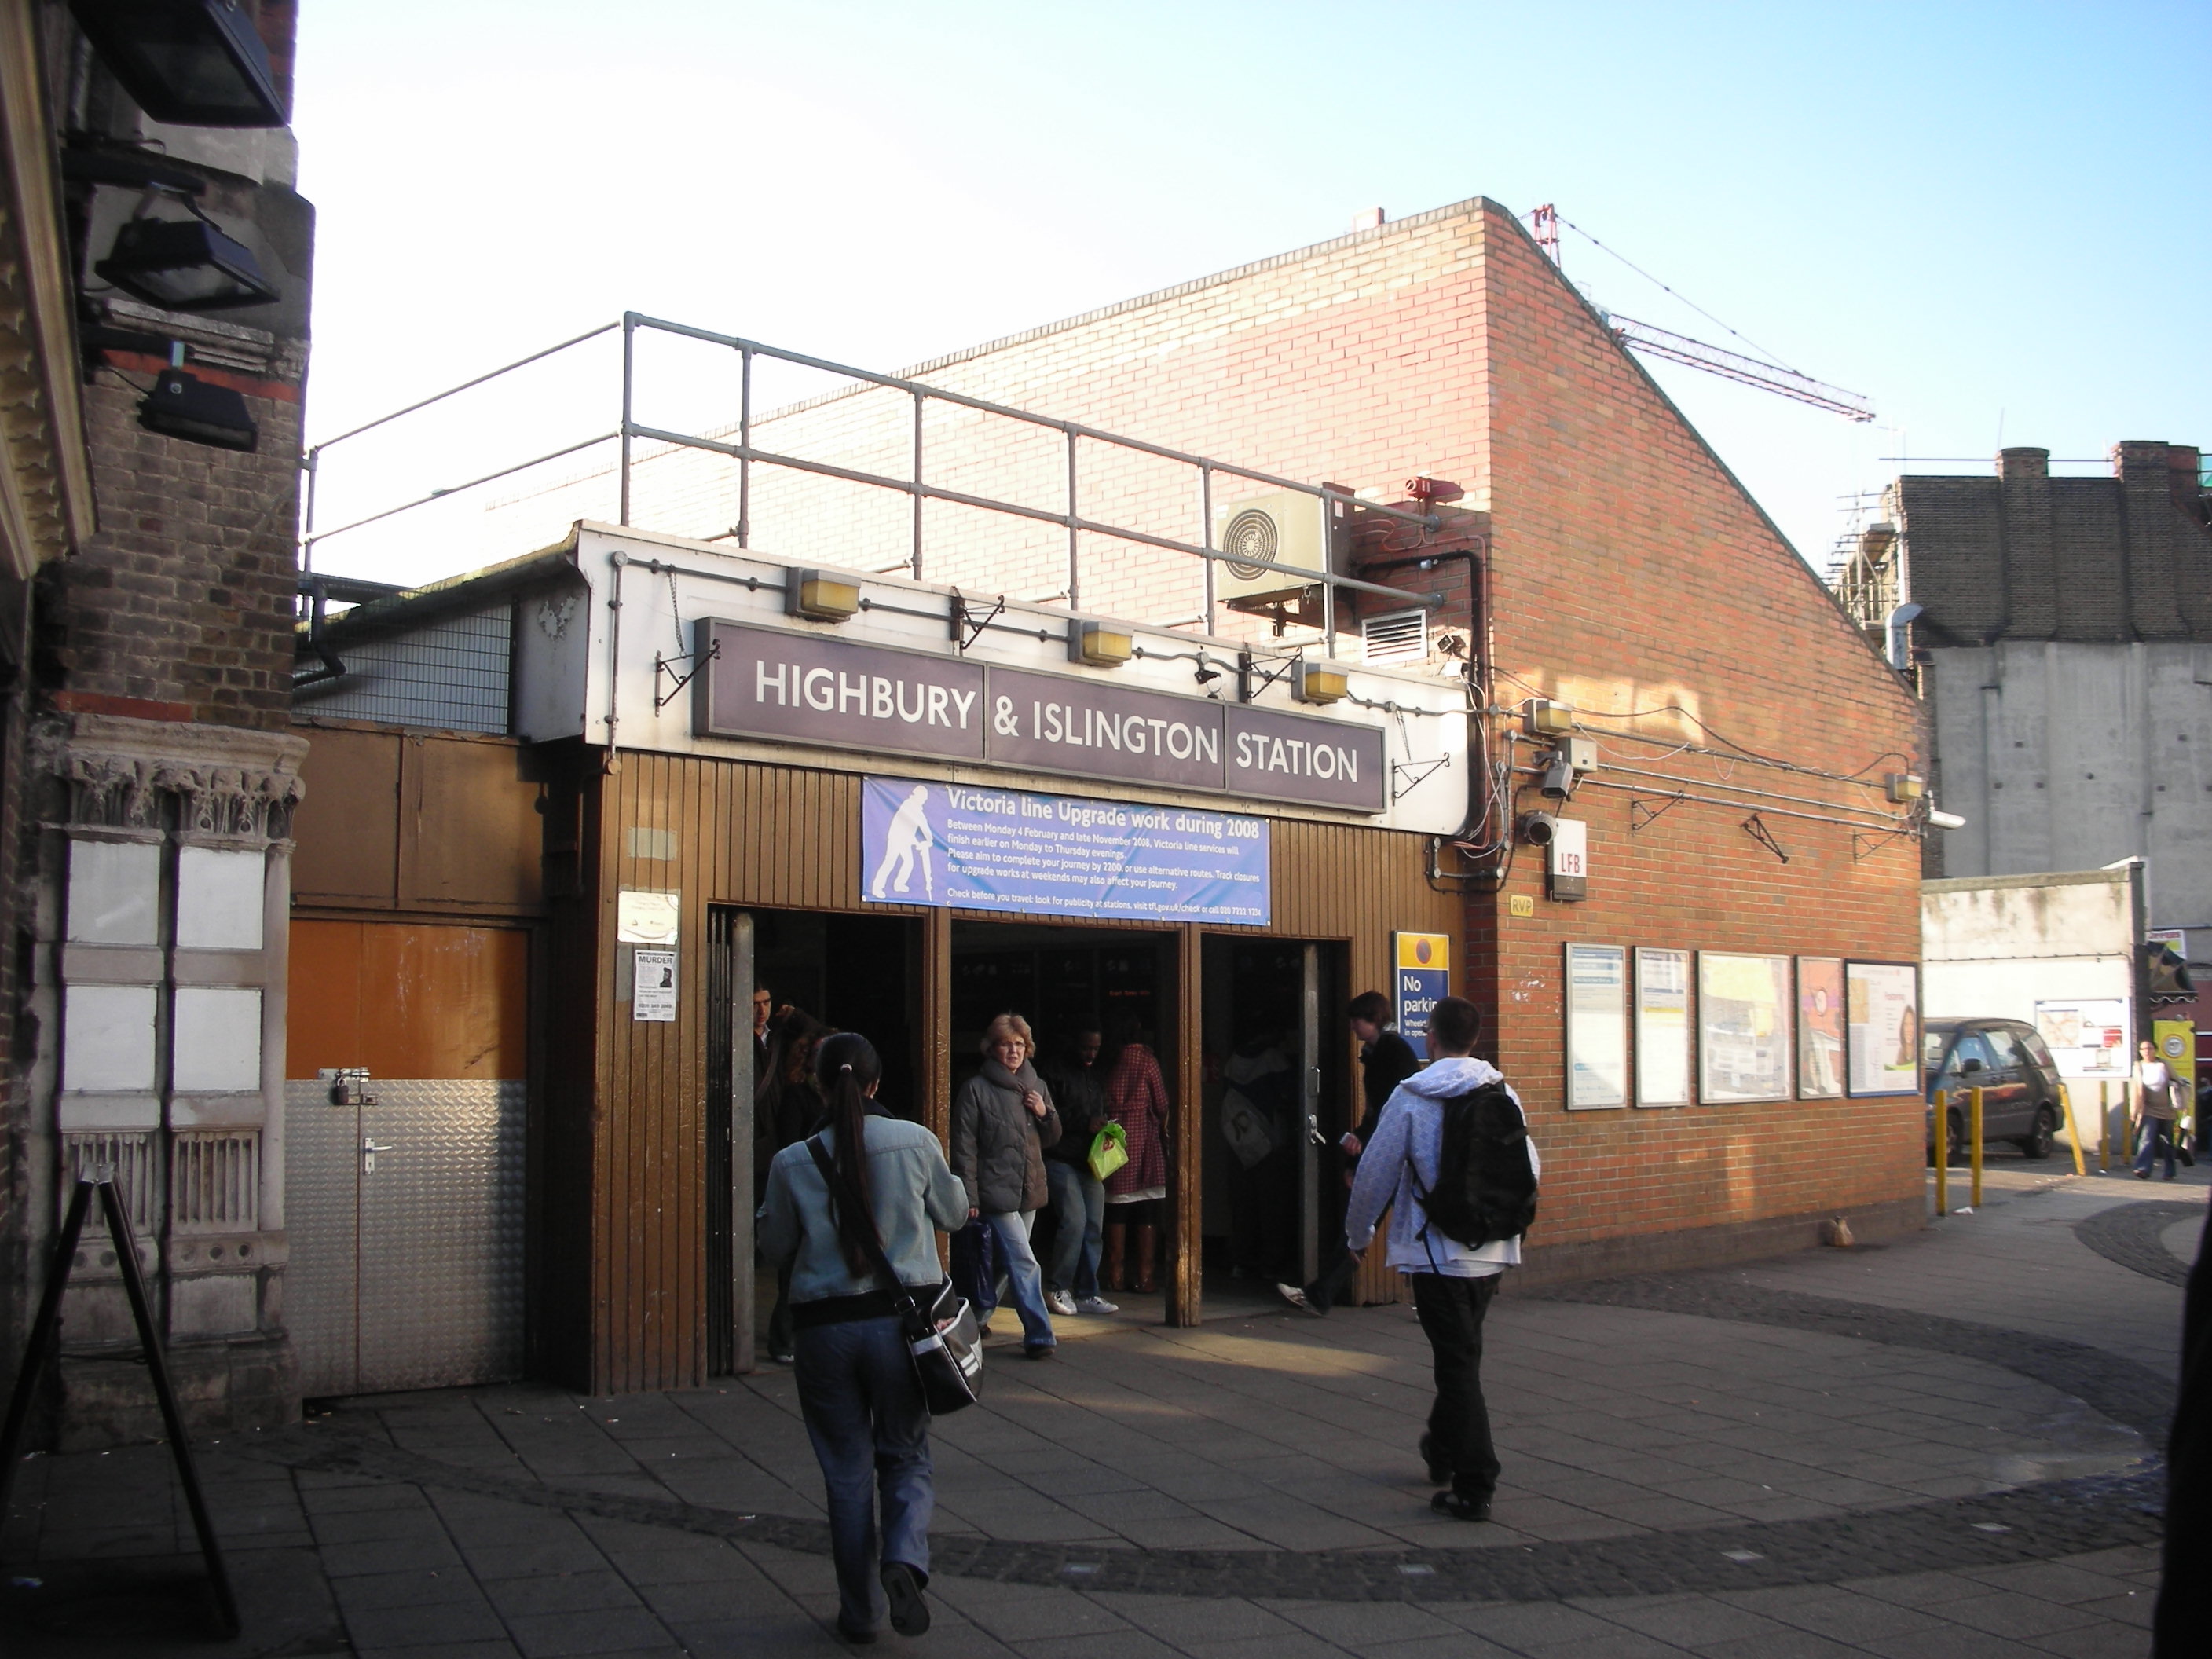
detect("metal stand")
[0,1172,240,1637]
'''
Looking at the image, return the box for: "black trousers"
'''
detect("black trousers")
[1410,1272,1502,1500]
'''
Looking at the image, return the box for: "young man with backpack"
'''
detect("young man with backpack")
[1343,994,1539,1522]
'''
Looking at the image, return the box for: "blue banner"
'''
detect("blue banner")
[862,777,1271,924]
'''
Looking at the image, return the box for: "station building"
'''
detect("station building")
[281,198,1926,1400]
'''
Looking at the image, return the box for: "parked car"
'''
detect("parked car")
[1924,1018,2065,1162]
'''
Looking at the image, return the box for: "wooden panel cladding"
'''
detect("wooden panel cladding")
[291,719,544,917]
[288,919,529,1080]
[572,752,1463,1393]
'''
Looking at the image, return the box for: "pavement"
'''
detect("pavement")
[2,1149,2199,1659]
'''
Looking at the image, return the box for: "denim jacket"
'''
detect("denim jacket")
[757,1112,969,1305]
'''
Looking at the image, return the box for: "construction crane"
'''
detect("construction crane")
[1529,205,1874,423]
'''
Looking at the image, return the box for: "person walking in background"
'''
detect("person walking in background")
[1039,1025,1117,1317]
[2133,1038,2183,1181]
[950,1013,1061,1357]
[1279,991,1422,1317]
[1345,994,1538,1523]
[1101,1016,1170,1295]
[761,1009,834,1364]
[757,1033,968,1643]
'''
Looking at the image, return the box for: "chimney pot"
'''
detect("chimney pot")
[1998,447,2049,481]
[1351,207,1385,232]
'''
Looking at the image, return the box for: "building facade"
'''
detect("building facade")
[281,199,1927,1399]
[1837,442,2212,961]
[2,0,314,1444]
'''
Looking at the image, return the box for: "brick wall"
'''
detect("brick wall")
[36,379,302,730]
[641,196,1922,1252]
[1470,203,1925,1251]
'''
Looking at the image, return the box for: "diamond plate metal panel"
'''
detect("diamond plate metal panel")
[357,1081,527,1393]
[284,1080,359,1397]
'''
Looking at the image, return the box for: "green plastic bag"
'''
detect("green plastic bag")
[1087,1121,1130,1183]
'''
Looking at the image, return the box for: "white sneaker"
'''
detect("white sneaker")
[1076,1295,1119,1315]
[1046,1289,1078,1317]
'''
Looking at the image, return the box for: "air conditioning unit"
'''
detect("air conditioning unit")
[1210,490,1342,610]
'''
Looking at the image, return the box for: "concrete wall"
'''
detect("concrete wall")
[1926,641,2212,929]
[1921,865,2140,1025]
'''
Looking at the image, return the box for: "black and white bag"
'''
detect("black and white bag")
[805,1137,983,1414]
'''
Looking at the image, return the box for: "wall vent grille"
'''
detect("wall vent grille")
[172,1131,260,1234]
[1363,607,1428,664]
[61,1132,159,1232]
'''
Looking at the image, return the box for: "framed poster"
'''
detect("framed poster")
[1698,952,1793,1103]
[1635,947,1692,1107]
[1566,943,1628,1109]
[2032,998,2130,1079]
[1846,960,1920,1096]
[1796,957,1845,1098]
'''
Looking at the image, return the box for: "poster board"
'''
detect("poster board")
[1796,957,1845,1099]
[1566,943,1628,1109]
[1845,960,1919,1096]
[2034,999,2131,1079]
[1698,952,1793,1102]
[1634,947,1692,1107]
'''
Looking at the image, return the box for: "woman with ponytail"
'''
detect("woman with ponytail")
[758,1032,968,1643]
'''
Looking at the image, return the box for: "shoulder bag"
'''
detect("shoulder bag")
[804,1136,983,1414]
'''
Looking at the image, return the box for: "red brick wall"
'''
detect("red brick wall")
[37,380,302,731]
[1472,203,1924,1248]
[595,197,1928,1251]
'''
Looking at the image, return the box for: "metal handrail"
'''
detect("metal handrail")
[297,310,1455,653]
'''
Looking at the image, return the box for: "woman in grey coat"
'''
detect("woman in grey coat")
[950,1012,1060,1356]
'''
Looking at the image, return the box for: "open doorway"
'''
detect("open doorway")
[706,906,922,1375]
[1199,936,1346,1291]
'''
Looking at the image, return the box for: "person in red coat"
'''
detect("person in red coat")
[1101,1016,1170,1292]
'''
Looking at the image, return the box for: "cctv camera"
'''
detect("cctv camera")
[1518,811,1559,847]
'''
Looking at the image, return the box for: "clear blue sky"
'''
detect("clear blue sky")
[292,2,2209,584]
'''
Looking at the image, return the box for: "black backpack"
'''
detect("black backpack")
[1408,1083,1538,1251]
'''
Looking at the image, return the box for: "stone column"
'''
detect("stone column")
[32,711,305,1445]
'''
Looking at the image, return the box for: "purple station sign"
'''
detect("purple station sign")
[694,620,1386,813]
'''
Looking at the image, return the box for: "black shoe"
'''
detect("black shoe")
[836,1617,879,1644]
[881,1561,930,1635]
[1024,1343,1055,1361]
[1419,1434,1451,1487]
[1431,1490,1492,1522]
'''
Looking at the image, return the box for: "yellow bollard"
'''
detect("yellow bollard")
[2063,1082,2086,1177]
[2098,1082,2110,1172]
[1969,1086,1984,1210]
[1934,1088,1949,1217]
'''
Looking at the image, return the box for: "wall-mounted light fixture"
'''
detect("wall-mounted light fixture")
[1885,772,1925,804]
[138,362,258,452]
[1291,659,1349,704]
[1523,698,1575,736]
[787,571,861,623]
[1069,622,1133,668]
[70,0,287,128]
[97,213,276,311]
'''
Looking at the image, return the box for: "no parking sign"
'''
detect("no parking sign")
[1394,931,1451,1044]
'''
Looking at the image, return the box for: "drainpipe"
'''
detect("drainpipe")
[294,576,347,688]
[1885,602,1923,672]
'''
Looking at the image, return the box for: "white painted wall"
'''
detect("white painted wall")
[1921,865,2141,1023]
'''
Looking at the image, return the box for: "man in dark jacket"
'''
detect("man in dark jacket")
[1039,1027,1118,1317]
[1278,991,1423,1317]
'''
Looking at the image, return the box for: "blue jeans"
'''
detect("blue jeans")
[792,1314,934,1632]
[2137,1117,2178,1178]
[1045,1161,1103,1298]
[967,1210,1055,1347]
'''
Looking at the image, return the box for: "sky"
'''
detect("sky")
[291,2,2210,588]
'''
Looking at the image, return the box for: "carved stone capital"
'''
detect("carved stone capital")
[43,715,308,844]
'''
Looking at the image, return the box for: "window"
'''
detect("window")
[1984,1028,2028,1069]
[1943,1032,1996,1077]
